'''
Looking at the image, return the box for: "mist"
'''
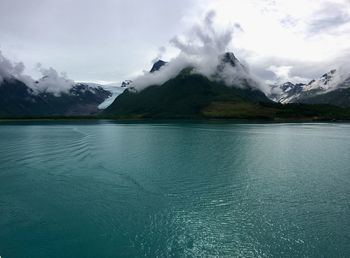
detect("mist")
[129,11,267,93]
[34,64,74,96]
[0,50,74,96]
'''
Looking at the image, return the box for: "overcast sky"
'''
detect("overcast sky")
[1,0,350,84]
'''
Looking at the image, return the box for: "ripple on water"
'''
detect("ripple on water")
[0,122,350,257]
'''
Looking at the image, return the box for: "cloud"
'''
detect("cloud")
[128,54,192,91]
[0,50,74,95]
[2,0,350,88]
[151,46,166,63]
[234,23,244,32]
[250,57,332,85]
[129,11,266,92]
[307,3,350,35]
[169,10,234,76]
[0,0,199,83]
[280,15,298,29]
[0,50,33,86]
[33,64,74,96]
[267,65,309,84]
[251,49,350,88]
[0,50,23,81]
[2,0,350,84]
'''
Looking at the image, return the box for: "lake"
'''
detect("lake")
[0,121,349,257]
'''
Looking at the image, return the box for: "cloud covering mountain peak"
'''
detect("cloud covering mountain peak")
[128,11,266,93]
[0,50,74,96]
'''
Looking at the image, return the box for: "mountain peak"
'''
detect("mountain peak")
[150,60,167,73]
[303,69,338,91]
[121,80,132,88]
[320,69,337,85]
[219,52,239,67]
[216,52,248,75]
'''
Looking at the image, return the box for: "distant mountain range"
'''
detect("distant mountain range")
[0,78,111,117]
[103,53,350,120]
[271,69,350,108]
[1,51,350,120]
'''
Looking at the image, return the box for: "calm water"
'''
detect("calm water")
[0,121,350,257]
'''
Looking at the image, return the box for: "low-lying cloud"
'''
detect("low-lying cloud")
[34,64,74,96]
[130,11,267,93]
[257,51,350,91]
[0,50,74,96]
[0,50,32,85]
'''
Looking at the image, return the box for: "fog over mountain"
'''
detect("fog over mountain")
[0,50,74,96]
[0,50,111,116]
[127,11,268,95]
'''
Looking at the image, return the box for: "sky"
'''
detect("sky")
[0,0,350,85]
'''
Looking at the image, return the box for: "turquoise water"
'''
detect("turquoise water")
[0,121,350,257]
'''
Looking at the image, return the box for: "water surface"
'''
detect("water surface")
[0,121,349,257]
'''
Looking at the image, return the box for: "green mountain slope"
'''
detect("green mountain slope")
[299,88,350,108]
[104,70,275,119]
[0,78,111,117]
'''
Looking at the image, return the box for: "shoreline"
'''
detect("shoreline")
[0,116,349,124]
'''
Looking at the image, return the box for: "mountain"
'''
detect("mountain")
[298,87,350,108]
[270,82,305,103]
[303,69,341,91]
[0,78,111,117]
[0,78,50,116]
[98,81,129,109]
[40,83,112,115]
[271,69,350,107]
[104,53,276,119]
[217,52,243,70]
[297,70,350,107]
[121,80,133,87]
[103,53,350,121]
[150,60,167,73]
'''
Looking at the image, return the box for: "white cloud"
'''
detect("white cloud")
[129,11,267,92]
[267,65,308,84]
[1,0,349,84]
[194,0,350,83]
[0,50,74,95]
[33,64,74,96]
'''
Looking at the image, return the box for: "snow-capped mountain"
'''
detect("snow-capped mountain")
[301,69,350,92]
[270,69,350,107]
[269,82,305,103]
[0,78,111,116]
